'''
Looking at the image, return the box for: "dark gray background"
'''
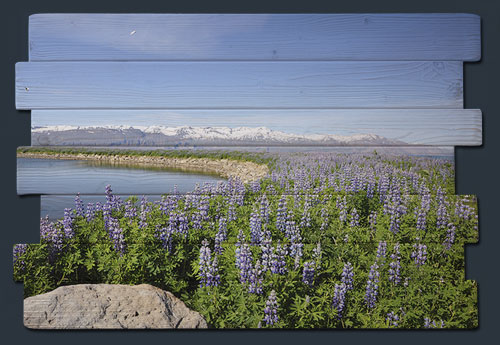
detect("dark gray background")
[1,0,498,343]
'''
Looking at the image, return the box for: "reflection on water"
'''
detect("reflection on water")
[17,157,226,195]
[84,159,223,177]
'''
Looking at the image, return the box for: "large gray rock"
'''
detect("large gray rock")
[23,284,208,329]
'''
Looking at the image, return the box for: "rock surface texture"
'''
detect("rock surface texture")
[23,284,208,329]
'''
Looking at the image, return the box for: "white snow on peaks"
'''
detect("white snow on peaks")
[31,125,396,144]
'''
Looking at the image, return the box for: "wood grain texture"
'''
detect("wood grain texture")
[17,146,455,195]
[31,109,482,146]
[16,61,463,109]
[16,155,227,195]
[28,14,481,61]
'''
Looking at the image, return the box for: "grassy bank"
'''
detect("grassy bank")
[17,146,274,166]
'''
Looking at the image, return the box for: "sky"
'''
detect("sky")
[25,14,476,146]
[32,109,478,146]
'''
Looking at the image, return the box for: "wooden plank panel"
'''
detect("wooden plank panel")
[38,194,477,244]
[16,61,463,109]
[16,146,455,195]
[28,14,481,61]
[31,109,482,146]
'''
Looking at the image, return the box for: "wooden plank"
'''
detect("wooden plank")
[16,146,455,195]
[38,194,477,245]
[16,61,463,109]
[31,109,481,146]
[28,14,481,61]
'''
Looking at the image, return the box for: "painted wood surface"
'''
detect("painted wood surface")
[38,194,477,245]
[28,14,481,61]
[31,109,482,146]
[16,146,455,195]
[16,61,463,110]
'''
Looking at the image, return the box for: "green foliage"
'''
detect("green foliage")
[13,150,477,328]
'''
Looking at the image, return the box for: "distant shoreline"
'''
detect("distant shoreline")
[17,151,269,184]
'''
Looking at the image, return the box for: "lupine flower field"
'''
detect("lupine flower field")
[13,150,478,328]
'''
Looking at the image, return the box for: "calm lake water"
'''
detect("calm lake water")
[17,157,226,195]
[17,157,227,220]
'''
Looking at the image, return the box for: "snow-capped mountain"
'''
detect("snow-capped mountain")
[31,125,406,146]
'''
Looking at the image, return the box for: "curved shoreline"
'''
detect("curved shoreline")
[17,152,269,184]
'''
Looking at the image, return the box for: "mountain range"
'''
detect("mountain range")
[31,125,406,146]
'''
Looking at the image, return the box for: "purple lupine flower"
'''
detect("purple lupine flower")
[124,200,137,224]
[424,318,445,329]
[411,242,427,268]
[319,207,329,232]
[62,208,75,239]
[337,196,347,223]
[263,290,279,326]
[260,240,272,272]
[248,260,264,294]
[198,239,220,288]
[236,228,246,247]
[349,207,360,228]
[85,203,95,222]
[102,202,112,229]
[302,261,315,286]
[276,196,287,233]
[227,196,237,222]
[177,212,189,238]
[138,196,150,229]
[415,191,431,232]
[436,191,449,230]
[166,212,178,234]
[13,244,28,270]
[386,312,400,327]
[160,195,178,216]
[365,262,380,308]
[251,180,261,193]
[259,194,270,225]
[313,242,322,269]
[376,241,387,265]
[341,262,354,290]
[388,243,402,285]
[366,173,376,198]
[332,283,347,318]
[199,194,210,222]
[270,241,288,275]
[284,211,303,263]
[191,211,203,231]
[333,262,355,318]
[107,217,126,255]
[155,224,173,252]
[443,222,456,250]
[105,184,113,204]
[388,202,402,234]
[40,216,64,260]
[103,184,123,211]
[235,243,252,284]
[249,211,263,244]
[368,211,377,234]
[74,193,84,217]
[455,197,474,221]
[299,196,311,229]
[214,217,227,255]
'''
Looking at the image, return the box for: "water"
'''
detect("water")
[17,157,226,195]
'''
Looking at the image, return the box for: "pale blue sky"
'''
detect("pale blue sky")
[32,109,480,146]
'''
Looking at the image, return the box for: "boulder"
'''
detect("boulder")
[23,284,208,329]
